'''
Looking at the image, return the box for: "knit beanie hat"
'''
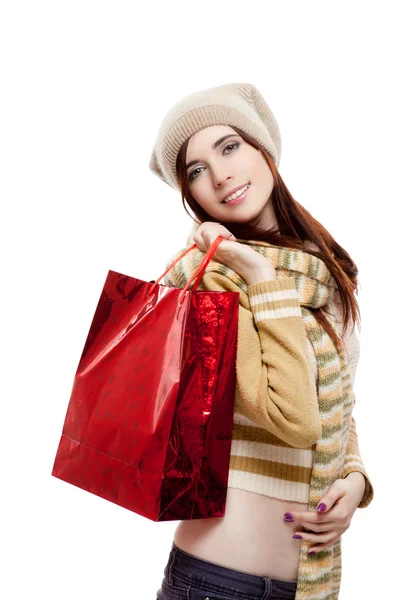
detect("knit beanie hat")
[148,82,282,191]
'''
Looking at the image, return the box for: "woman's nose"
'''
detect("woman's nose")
[214,172,233,187]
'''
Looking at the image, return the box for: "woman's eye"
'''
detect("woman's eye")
[188,167,203,181]
[224,142,239,153]
[188,142,240,181]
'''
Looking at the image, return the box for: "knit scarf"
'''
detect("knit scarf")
[164,238,355,600]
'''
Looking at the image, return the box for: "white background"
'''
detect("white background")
[2,1,397,598]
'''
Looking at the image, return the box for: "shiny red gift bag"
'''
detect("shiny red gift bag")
[51,236,239,521]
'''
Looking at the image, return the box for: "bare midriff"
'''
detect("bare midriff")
[173,487,307,583]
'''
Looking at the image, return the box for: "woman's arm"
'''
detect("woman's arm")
[341,409,374,507]
[198,269,322,448]
[332,290,374,508]
[344,471,366,507]
[164,246,321,448]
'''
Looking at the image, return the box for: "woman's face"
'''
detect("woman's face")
[185,125,278,228]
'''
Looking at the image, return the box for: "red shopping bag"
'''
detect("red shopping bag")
[51,236,239,521]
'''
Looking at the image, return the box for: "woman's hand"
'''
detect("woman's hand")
[283,474,366,555]
[192,221,276,284]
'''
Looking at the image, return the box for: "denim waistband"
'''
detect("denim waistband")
[166,542,297,600]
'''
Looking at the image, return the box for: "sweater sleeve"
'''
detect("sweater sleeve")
[339,332,374,507]
[333,295,374,508]
[199,271,322,449]
[341,409,374,508]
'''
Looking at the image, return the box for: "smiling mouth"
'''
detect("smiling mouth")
[222,183,250,204]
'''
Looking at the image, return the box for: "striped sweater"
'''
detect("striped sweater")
[162,237,374,600]
[163,244,374,509]
[227,288,370,506]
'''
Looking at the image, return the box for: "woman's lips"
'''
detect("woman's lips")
[223,183,250,206]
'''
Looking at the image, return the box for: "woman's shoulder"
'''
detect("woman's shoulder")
[328,285,361,381]
[303,239,319,252]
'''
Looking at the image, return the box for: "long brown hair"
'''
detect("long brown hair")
[175,126,360,352]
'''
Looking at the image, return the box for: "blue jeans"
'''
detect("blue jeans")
[156,542,298,599]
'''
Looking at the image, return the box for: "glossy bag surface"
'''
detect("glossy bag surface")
[51,238,239,521]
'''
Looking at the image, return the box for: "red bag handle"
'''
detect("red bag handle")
[148,235,225,306]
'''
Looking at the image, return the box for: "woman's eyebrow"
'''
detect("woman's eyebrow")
[185,134,241,170]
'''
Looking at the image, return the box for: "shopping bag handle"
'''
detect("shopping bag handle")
[148,235,225,306]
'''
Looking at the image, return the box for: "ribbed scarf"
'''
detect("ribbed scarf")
[165,238,355,600]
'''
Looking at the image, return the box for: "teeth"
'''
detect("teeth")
[224,184,249,203]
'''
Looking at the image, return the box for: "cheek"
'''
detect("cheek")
[255,174,273,199]
[193,191,219,215]
[194,183,215,207]
[197,194,214,211]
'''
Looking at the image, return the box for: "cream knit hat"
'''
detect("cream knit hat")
[148,82,282,191]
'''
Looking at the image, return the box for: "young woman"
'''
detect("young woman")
[149,83,374,600]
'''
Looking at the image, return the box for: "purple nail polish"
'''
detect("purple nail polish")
[308,551,315,555]
[292,534,302,539]
[284,512,293,518]
[317,503,327,512]
[284,517,294,522]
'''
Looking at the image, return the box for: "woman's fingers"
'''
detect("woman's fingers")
[293,529,341,554]
[193,222,236,251]
[299,532,342,554]
[294,530,335,543]
[300,520,335,533]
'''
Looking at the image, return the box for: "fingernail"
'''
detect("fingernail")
[284,512,293,518]
[308,551,315,555]
[284,518,294,523]
[292,534,302,539]
[317,503,327,512]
